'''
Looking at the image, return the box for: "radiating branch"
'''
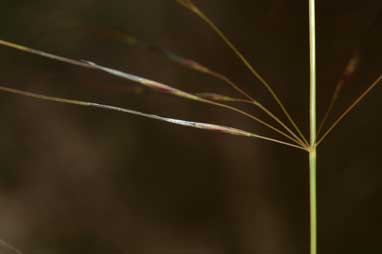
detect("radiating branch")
[85,61,303,145]
[317,52,360,135]
[176,0,309,145]
[318,9,380,137]
[0,38,304,146]
[97,30,256,102]
[96,29,306,144]
[0,85,307,151]
[317,74,382,146]
[196,92,308,148]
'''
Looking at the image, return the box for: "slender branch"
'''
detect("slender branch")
[176,0,309,145]
[0,85,307,151]
[0,39,303,145]
[318,9,380,136]
[200,97,304,145]
[316,74,382,146]
[201,71,307,146]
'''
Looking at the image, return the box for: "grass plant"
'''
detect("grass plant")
[0,0,381,253]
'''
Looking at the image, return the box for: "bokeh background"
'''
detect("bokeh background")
[0,0,381,253]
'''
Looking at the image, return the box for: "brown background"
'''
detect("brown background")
[0,0,381,253]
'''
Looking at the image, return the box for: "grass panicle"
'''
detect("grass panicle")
[0,1,381,254]
[176,0,309,145]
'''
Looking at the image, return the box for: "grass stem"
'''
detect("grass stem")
[309,0,317,253]
[309,149,317,254]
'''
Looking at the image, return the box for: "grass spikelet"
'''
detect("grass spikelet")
[195,93,247,102]
[83,61,199,100]
[317,74,382,146]
[318,51,360,135]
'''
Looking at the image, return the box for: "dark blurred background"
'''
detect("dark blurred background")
[0,0,381,253]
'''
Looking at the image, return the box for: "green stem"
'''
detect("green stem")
[309,0,317,253]
[309,149,317,254]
